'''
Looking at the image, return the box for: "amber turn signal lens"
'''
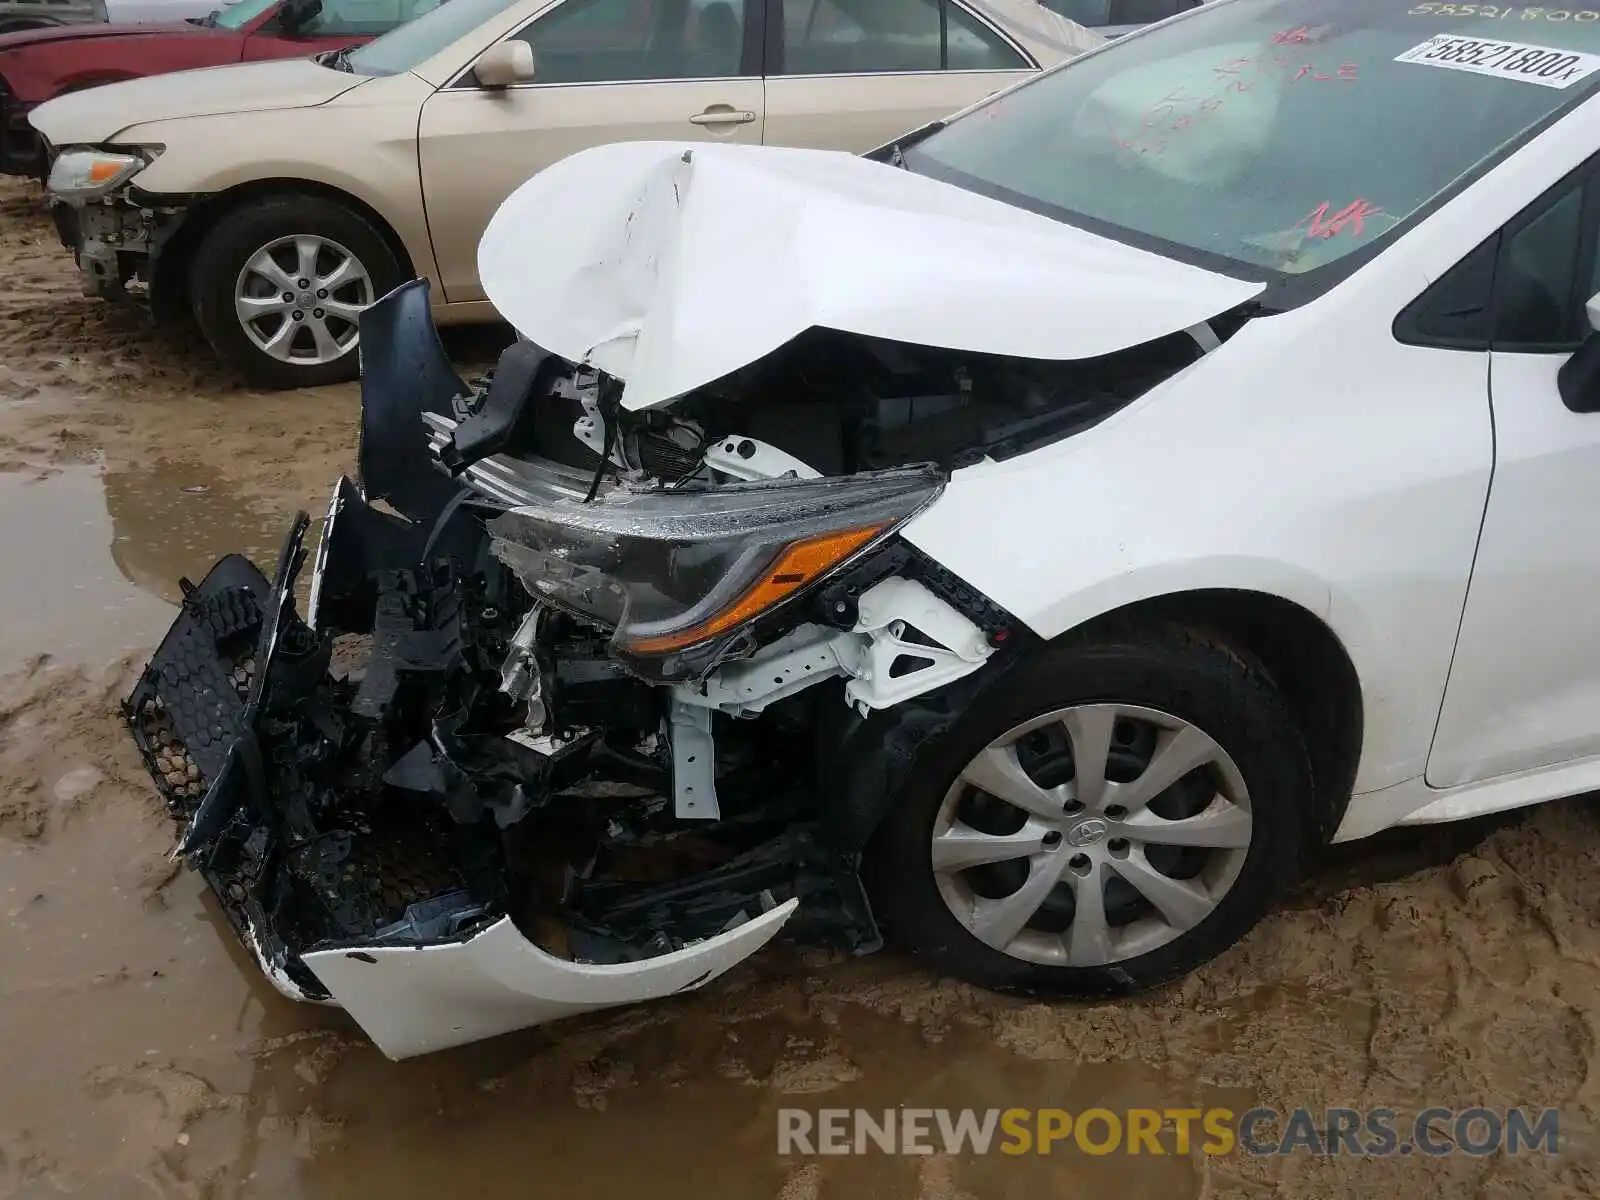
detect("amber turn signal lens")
[86,160,126,183]
[626,524,888,654]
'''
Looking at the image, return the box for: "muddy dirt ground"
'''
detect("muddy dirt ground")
[2,176,1600,1200]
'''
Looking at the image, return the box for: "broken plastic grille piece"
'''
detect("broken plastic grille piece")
[136,698,206,811]
[324,801,474,927]
[230,656,257,698]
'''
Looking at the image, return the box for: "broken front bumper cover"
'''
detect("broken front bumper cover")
[120,277,1020,1060]
[123,503,804,1058]
[302,898,795,1060]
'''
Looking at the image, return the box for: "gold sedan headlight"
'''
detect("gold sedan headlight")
[46,146,160,205]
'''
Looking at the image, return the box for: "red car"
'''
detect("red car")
[0,0,431,176]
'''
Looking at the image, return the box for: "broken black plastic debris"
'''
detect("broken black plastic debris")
[439,339,556,475]
[124,514,517,997]
[571,827,880,958]
[382,737,485,827]
[123,556,269,829]
[355,278,466,525]
[307,476,436,635]
[351,565,468,720]
[371,889,489,944]
[175,511,314,857]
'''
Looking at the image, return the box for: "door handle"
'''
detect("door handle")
[689,107,756,127]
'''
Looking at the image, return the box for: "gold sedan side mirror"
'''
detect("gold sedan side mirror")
[473,41,536,90]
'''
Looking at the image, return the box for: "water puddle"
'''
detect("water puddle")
[263,1008,1256,1200]
[0,794,1258,1199]
[0,461,290,672]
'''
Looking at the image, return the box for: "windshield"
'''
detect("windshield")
[213,0,280,29]
[346,0,517,75]
[908,0,1600,277]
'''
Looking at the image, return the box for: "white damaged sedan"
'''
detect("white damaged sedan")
[125,0,1600,1058]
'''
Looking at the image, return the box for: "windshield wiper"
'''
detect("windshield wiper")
[200,8,219,25]
[321,45,358,72]
[872,120,944,170]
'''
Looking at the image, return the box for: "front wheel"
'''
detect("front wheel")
[864,622,1313,997]
[189,195,404,389]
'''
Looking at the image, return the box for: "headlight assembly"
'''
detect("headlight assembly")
[487,466,944,678]
[46,146,158,205]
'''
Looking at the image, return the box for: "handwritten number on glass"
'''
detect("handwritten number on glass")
[1113,55,1359,155]
[1298,199,1385,240]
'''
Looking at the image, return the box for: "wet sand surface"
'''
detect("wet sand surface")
[2,176,1599,1198]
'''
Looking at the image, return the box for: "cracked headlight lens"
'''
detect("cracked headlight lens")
[487,466,944,678]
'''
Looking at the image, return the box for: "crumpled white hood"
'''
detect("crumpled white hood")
[478,141,1266,412]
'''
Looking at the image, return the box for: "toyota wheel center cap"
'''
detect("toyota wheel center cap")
[1065,818,1109,848]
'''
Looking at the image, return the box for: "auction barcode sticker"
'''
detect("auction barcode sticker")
[1395,34,1600,88]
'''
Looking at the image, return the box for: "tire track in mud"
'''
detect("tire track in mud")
[1,175,1600,1198]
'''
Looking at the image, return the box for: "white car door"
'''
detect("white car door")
[762,0,1037,155]
[1426,158,1600,788]
[418,0,765,304]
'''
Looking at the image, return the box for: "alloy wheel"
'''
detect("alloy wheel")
[932,703,1253,968]
[234,234,374,367]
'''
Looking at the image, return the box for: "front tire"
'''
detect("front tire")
[864,621,1312,998]
[189,195,403,389]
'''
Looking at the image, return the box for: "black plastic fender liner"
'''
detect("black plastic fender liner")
[357,278,468,526]
[815,639,1037,859]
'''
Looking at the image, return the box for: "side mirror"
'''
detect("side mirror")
[1557,290,1600,413]
[278,0,322,33]
[473,41,536,89]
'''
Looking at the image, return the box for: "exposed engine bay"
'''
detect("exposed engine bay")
[121,278,1220,1059]
[525,320,1206,482]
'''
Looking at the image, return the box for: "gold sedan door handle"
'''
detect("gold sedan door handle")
[689,106,757,127]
